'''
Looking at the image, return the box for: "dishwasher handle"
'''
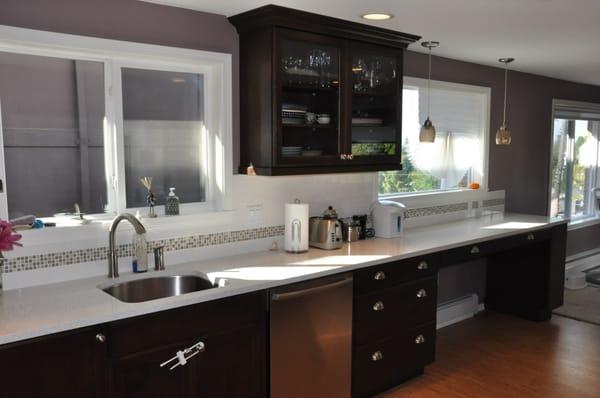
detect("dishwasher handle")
[271,276,352,301]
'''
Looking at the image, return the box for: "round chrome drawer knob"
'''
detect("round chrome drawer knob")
[527,233,535,241]
[415,334,426,344]
[417,261,428,270]
[470,245,480,254]
[95,333,106,343]
[372,301,385,311]
[373,271,386,281]
[416,289,427,299]
[371,350,383,362]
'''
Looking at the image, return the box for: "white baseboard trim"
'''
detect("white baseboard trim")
[436,294,484,329]
[566,250,600,274]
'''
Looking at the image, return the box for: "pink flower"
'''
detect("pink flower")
[0,220,22,252]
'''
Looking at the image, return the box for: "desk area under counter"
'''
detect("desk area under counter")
[0,213,568,398]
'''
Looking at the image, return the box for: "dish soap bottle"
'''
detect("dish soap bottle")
[165,187,180,216]
[132,232,148,273]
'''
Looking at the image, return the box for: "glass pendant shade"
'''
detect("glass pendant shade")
[495,125,512,145]
[420,118,436,143]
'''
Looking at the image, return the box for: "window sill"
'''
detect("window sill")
[379,188,481,200]
[11,209,237,256]
[567,216,600,231]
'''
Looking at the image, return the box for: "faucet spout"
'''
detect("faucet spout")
[108,213,147,278]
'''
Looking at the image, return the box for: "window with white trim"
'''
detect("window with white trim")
[0,26,232,223]
[550,99,600,221]
[379,78,489,196]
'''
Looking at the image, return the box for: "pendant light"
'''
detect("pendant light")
[496,57,515,145]
[419,41,439,143]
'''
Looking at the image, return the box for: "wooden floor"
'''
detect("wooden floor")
[383,312,600,398]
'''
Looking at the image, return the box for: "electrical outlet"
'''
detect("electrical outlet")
[247,204,263,226]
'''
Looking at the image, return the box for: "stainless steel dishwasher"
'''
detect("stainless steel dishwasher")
[270,273,353,398]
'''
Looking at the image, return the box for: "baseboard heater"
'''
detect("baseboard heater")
[436,294,484,329]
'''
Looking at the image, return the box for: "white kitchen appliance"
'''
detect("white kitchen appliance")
[284,200,309,253]
[371,200,407,238]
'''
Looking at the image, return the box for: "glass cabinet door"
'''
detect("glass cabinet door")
[349,48,401,161]
[277,35,342,163]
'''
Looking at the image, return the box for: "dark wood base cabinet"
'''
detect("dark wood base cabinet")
[0,326,108,398]
[352,257,439,398]
[0,292,267,398]
[350,224,567,397]
[108,292,267,398]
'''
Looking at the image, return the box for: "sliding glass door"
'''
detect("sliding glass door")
[550,100,600,220]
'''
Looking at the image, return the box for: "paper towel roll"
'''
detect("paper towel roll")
[285,201,309,253]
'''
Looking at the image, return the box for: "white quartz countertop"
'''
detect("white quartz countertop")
[0,212,566,345]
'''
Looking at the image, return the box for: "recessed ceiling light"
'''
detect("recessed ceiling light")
[361,13,393,21]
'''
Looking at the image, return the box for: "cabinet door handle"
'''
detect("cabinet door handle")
[347,154,354,160]
[340,154,347,160]
[373,271,386,281]
[372,301,385,311]
[160,341,205,371]
[417,261,428,270]
[95,333,106,344]
[527,233,535,241]
[415,334,426,344]
[371,350,383,362]
[470,245,480,254]
[416,289,427,299]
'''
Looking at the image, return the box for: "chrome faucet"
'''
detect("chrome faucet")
[108,213,147,278]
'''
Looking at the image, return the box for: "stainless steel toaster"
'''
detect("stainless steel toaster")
[309,206,343,250]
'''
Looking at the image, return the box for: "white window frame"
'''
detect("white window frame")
[549,99,600,227]
[0,25,233,227]
[378,77,491,199]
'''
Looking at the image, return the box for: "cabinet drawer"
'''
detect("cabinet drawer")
[355,255,439,294]
[442,229,553,266]
[352,323,436,398]
[497,229,552,252]
[107,291,266,358]
[354,277,437,345]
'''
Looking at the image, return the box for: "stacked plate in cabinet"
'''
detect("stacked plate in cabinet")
[282,103,307,125]
[281,146,303,157]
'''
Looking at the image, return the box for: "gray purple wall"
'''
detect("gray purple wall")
[2,0,600,255]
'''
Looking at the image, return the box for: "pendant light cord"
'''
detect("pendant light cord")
[427,47,432,119]
[503,63,508,127]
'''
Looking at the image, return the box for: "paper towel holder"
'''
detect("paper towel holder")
[285,199,309,253]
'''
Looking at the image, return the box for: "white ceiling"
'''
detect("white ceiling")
[142,0,600,86]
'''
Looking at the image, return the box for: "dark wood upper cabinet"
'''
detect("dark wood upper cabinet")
[229,5,420,175]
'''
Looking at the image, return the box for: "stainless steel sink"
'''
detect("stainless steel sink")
[101,274,216,303]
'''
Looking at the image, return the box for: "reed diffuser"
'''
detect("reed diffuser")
[140,176,157,218]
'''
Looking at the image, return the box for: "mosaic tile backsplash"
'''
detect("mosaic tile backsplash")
[4,226,284,274]
[3,197,504,274]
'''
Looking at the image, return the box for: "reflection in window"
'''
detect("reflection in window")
[121,68,205,208]
[0,51,106,218]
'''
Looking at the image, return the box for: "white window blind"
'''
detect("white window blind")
[554,99,600,121]
[418,86,486,136]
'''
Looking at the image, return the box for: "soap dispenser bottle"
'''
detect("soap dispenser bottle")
[165,187,180,216]
[132,232,148,273]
